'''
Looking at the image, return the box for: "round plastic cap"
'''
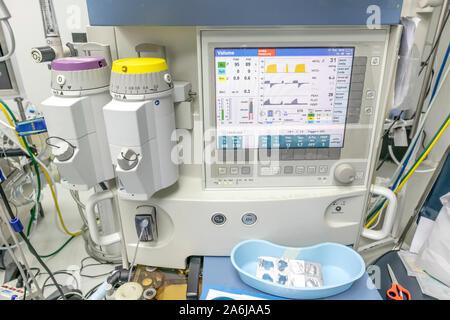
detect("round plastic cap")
[51,56,107,71]
[112,57,168,74]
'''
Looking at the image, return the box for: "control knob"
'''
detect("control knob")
[117,148,139,170]
[334,163,356,184]
[53,142,75,162]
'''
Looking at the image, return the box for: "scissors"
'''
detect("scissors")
[386,264,411,300]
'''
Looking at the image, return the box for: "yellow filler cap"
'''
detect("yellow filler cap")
[112,57,168,74]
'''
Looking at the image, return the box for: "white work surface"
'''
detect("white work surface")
[0,185,119,299]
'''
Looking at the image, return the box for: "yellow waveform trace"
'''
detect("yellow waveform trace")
[266,64,277,73]
[295,64,306,73]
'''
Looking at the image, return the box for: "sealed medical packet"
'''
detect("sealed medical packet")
[256,256,323,287]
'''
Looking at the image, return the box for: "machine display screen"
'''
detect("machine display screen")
[214,47,354,149]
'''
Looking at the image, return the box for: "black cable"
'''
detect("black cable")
[376,111,406,171]
[419,11,450,75]
[22,267,41,300]
[80,256,117,278]
[381,112,403,140]
[0,183,67,300]
[410,68,435,120]
[376,151,391,171]
[84,281,104,299]
[42,270,80,295]
[45,136,76,150]
[425,69,435,97]
[421,130,427,149]
[0,148,32,158]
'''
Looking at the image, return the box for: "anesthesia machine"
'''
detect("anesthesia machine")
[79,0,408,268]
[2,1,449,291]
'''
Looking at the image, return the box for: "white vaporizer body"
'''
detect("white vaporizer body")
[103,58,179,200]
[40,56,114,190]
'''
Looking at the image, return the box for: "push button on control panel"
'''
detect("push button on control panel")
[241,166,251,175]
[307,166,316,175]
[319,165,328,174]
[283,166,294,174]
[296,166,305,174]
[242,213,257,226]
[230,167,239,175]
[211,213,227,225]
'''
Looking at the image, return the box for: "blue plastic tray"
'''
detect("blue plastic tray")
[230,240,365,299]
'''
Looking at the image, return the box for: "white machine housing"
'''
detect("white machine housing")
[103,60,179,201]
[87,25,402,268]
[40,57,114,190]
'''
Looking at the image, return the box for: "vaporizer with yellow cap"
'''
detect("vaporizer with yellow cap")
[103,57,179,201]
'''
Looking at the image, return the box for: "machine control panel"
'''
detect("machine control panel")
[201,28,388,189]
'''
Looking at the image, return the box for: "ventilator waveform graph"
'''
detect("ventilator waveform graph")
[261,74,314,97]
[265,63,307,73]
[214,47,354,149]
[260,58,317,97]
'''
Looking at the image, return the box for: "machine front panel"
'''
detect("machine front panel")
[201,27,391,189]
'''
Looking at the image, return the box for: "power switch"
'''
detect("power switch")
[135,206,158,242]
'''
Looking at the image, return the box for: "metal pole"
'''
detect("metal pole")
[14,97,33,144]
[409,0,449,138]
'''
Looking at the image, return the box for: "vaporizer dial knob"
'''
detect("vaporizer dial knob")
[117,148,139,171]
[334,163,356,184]
[53,142,75,162]
[110,58,172,97]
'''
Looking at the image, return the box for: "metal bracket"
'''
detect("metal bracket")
[77,42,113,68]
[135,43,167,61]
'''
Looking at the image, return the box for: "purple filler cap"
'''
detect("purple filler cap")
[51,56,107,71]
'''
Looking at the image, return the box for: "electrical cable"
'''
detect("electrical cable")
[82,229,122,263]
[0,148,32,158]
[366,114,449,228]
[70,190,86,210]
[84,281,104,299]
[0,183,66,299]
[419,11,450,76]
[376,151,391,171]
[0,100,87,238]
[367,118,446,226]
[42,270,80,296]
[0,221,37,251]
[430,43,450,103]
[396,117,449,191]
[80,256,118,278]
[0,225,34,298]
[39,235,76,258]
[388,144,402,166]
[0,193,44,299]
[366,65,450,221]
[128,228,146,283]
[0,101,42,237]
[22,267,41,300]
[375,112,405,171]
[388,143,436,173]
